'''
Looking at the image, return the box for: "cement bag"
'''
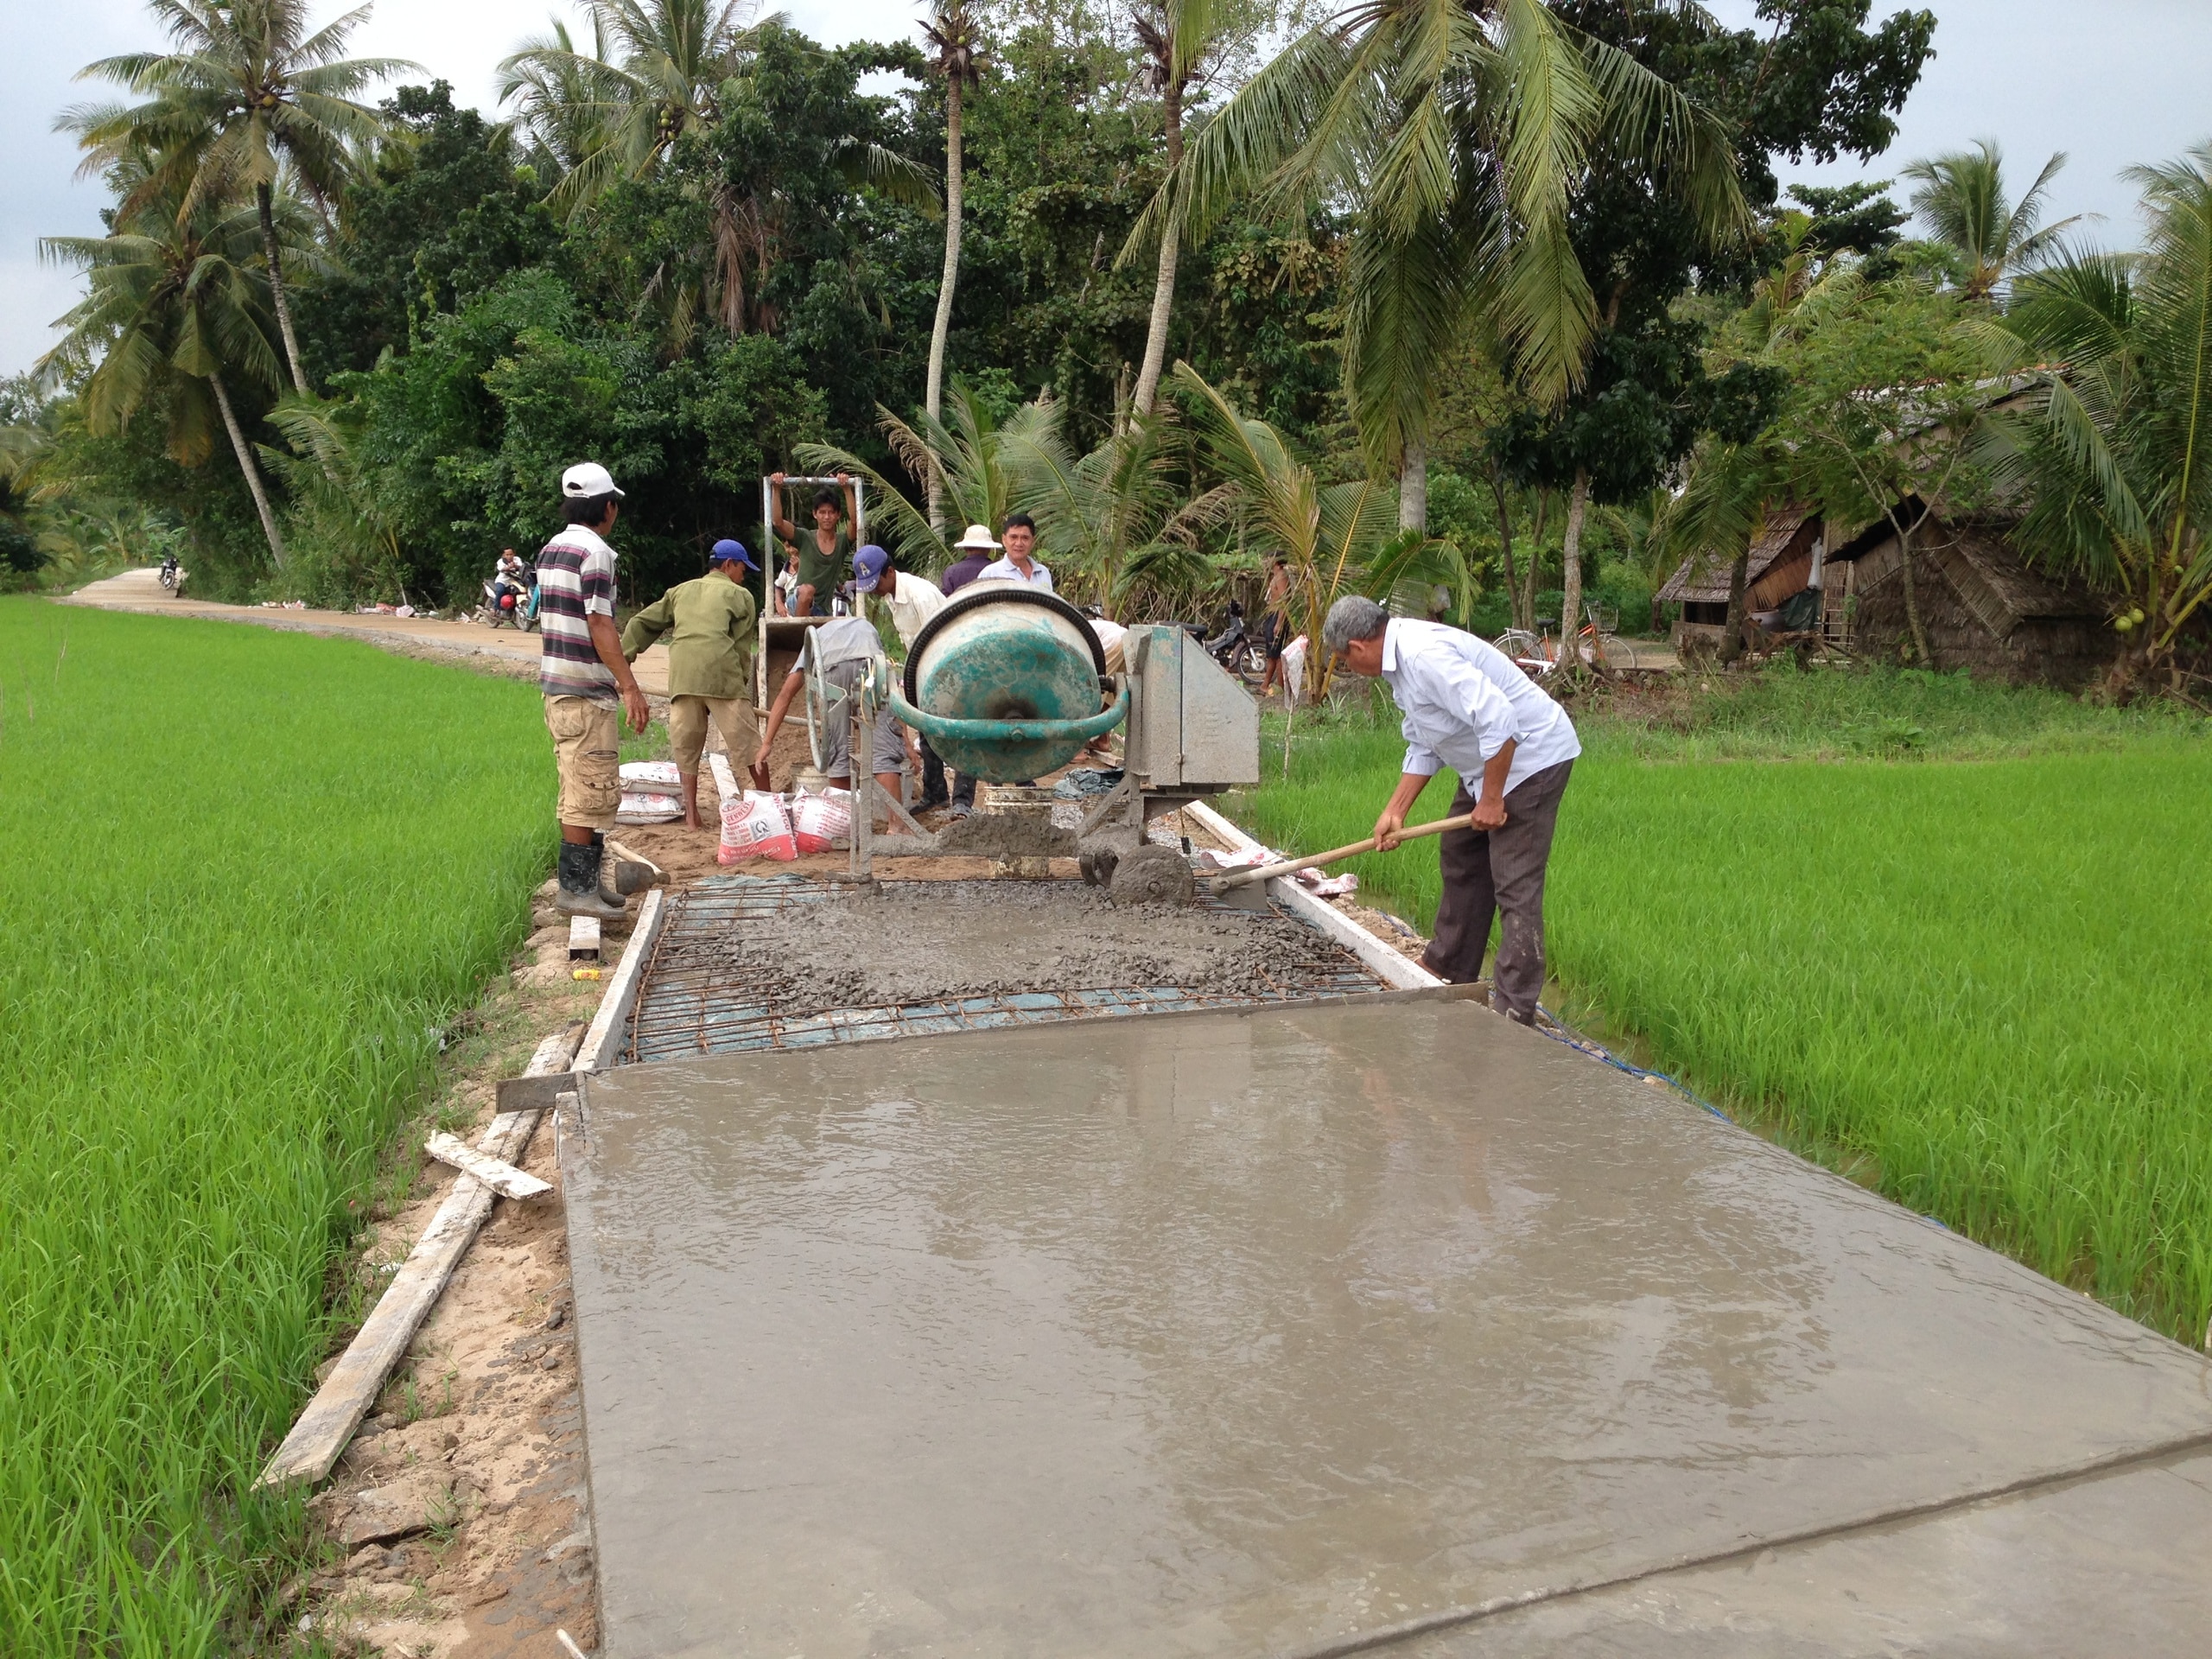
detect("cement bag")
[617,792,683,824]
[790,785,853,855]
[1281,634,1310,706]
[620,760,683,793]
[719,789,797,863]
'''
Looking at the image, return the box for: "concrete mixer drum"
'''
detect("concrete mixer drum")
[893,586,1127,785]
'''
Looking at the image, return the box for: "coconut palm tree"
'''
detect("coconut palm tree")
[67,0,416,396]
[999,398,1234,612]
[1983,147,2212,688]
[500,14,623,181]
[1135,0,1744,525]
[1127,0,1229,421]
[1901,138,2083,304]
[497,0,760,211]
[41,162,304,567]
[1172,360,1396,700]
[919,0,985,528]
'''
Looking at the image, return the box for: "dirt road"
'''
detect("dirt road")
[63,568,672,696]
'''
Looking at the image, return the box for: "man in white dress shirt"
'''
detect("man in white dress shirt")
[1323,595,1580,1024]
[977,512,1052,589]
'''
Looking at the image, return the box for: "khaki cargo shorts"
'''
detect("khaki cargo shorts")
[667,695,759,774]
[545,695,621,831]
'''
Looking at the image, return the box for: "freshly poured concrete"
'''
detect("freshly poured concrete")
[564,1001,2212,1657]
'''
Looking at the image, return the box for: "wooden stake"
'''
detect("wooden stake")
[568,915,601,961]
[423,1132,553,1200]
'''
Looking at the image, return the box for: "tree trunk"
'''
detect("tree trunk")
[1523,489,1549,636]
[1559,467,1590,670]
[925,78,965,531]
[1896,518,1933,667]
[1130,74,1183,419]
[210,371,286,569]
[1398,435,1427,533]
[258,182,310,397]
[1719,547,1750,664]
[1491,477,1522,633]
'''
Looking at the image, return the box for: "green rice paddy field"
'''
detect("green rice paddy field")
[0,600,546,1655]
[1241,670,2212,1344]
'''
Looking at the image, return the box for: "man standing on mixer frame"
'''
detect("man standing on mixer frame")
[768,471,858,617]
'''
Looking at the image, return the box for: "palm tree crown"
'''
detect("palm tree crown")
[1989,145,2212,677]
[498,0,765,212]
[65,0,417,394]
[1901,138,2083,302]
[1141,0,1745,482]
[40,156,308,564]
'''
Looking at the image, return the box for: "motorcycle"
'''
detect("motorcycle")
[159,555,181,593]
[476,573,540,631]
[1201,600,1267,680]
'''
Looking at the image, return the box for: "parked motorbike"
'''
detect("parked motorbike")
[476,574,540,631]
[1202,600,1267,680]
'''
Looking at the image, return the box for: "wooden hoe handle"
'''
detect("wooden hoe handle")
[1204,811,1478,892]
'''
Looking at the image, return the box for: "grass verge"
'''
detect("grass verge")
[0,599,548,1655]
[1236,665,2212,1343]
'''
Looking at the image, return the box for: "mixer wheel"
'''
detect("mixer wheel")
[1106,843,1193,906]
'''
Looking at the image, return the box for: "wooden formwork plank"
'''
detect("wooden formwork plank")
[575,887,666,1073]
[1179,800,1442,993]
[255,1025,584,1488]
[423,1132,554,1200]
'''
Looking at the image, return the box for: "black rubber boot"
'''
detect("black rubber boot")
[556,841,627,921]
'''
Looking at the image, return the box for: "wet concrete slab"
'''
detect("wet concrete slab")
[563,999,2212,1657]
[1407,1444,2212,1656]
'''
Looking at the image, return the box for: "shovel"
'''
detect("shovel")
[1202,810,1479,907]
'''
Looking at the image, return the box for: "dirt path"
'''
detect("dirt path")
[62,569,673,696]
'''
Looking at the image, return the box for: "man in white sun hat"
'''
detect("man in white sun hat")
[538,461,651,920]
[938,522,1001,594]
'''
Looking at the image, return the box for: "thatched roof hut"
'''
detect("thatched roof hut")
[1656,502,2111,685]
[1657,508,1821,642]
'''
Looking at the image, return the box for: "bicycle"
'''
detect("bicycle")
[1494,605,1639,678]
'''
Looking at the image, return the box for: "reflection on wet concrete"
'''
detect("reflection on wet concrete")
[565,1001,2212,1658]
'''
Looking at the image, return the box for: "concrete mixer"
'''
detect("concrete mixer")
[891,584,1261,902]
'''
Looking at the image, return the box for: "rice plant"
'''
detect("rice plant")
[1236,672,2212,1344]
[0,600,548,1654]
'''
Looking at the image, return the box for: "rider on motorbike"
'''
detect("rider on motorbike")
[492,549,531,610]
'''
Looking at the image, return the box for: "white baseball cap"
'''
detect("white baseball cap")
[953,524,1001,550]
[560,461,626,499]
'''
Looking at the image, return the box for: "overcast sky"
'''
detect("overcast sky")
[6,0,2210,379]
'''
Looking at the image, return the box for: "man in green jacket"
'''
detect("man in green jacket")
[622,539,760,830]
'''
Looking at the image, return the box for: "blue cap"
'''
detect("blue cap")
[851,544,891,593]
[709,538,755,569]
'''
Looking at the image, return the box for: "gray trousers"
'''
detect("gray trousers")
[1421,760,1573,1024]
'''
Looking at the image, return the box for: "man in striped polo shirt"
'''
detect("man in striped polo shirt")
[539,462,651,920]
